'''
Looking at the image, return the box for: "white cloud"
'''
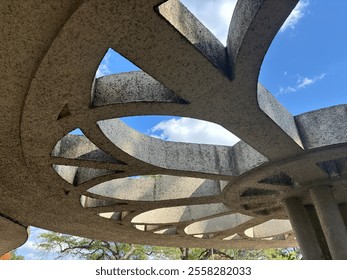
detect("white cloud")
[297,73,326,89]
[277,73,327,95]
[280,0,309,32]
[95,51,112,78]
[151,117,239,146]
[181,0,237,45]
[279,86,297,95]
[180,0,309,42]
[19,240,36,251]
[297,77,314,88]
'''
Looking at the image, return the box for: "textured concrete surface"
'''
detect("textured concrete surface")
[0,0,346,259]
[0,216,28,255]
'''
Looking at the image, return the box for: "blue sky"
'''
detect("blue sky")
[16,0,347,259]
[95,0,347,138]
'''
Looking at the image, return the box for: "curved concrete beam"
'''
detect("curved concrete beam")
[0,0,345,254]
[0,216,28,256]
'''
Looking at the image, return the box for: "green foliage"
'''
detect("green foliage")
[144,246,182,260]
[261,248,301,260]
[10,250,25,260]
[155,247,302,260]
[36,232,148,260]
[36,231,301,260]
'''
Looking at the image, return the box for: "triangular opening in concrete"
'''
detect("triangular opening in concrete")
[179,0,236,45]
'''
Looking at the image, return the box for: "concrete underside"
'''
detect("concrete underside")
[0,0,346,259]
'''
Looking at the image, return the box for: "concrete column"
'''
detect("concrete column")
[305,205,332,259]
[310,186,347,260]
[282,197,324,259]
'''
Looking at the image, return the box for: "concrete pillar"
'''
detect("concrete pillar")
[282,197,324,259]
[305,205,332,259]
[310,186,347,260]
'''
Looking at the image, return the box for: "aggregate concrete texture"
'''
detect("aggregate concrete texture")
[0,0,346,259]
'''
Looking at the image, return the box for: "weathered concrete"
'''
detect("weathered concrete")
[310,186,347,259]
[282,198,324,259]
[0,0,346,258]
[0,216,28,255]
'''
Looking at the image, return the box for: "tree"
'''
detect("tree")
[0,251,25,260]
[176,247,301,260]
[10,250,25,260]
[36,231,301,260]
[36,232,147,260]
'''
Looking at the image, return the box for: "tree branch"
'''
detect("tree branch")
[121,244,135,260]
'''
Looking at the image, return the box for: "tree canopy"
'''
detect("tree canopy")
[36,231,301,260]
